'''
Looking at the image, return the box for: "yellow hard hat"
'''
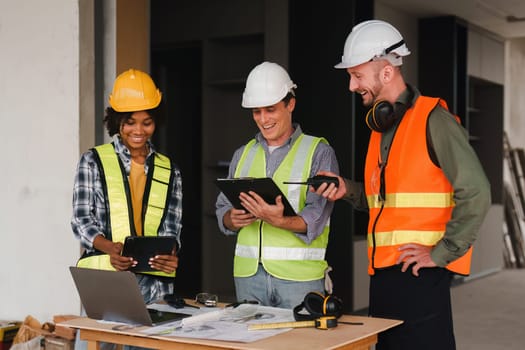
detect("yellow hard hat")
[108,69,162,112]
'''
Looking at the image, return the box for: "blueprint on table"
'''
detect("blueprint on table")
[142,304,295,343]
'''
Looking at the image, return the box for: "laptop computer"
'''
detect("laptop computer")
[69,266,191,326]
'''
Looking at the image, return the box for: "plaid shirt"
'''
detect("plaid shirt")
[71,135,183,303]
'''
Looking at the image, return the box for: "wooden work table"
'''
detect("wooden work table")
[60,314,402,350]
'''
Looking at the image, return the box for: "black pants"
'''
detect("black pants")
[369,265,456,350]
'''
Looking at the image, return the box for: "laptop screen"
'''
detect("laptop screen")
[69,266,190,326]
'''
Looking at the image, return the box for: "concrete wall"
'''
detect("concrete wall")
[506,38,525,150]
[0,0,83,321]
[0,0,158,323]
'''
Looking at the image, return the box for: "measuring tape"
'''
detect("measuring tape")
[248,316,338,330]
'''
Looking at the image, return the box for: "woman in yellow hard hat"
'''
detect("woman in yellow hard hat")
[71,69,182,341]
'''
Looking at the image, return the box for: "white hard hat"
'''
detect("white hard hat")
[242,61,297,108]
[335,20,411,69]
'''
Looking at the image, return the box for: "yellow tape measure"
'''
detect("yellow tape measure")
[248,316,338,330]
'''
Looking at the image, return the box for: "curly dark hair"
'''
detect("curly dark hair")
[103,103,164,137]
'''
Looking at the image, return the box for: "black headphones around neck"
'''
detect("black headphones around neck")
[293,292,343,321]
[365,86,414,133]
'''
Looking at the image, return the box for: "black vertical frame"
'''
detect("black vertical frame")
[150,47,204,297]
[418,16,468,122]
[94,0,105,145]
[289,0,373,312]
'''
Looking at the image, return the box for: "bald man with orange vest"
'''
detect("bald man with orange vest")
[316,20,490,350]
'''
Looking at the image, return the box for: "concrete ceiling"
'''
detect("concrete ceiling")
[378,0,525,39]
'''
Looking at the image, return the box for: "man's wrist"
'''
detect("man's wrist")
[430,243,455,267]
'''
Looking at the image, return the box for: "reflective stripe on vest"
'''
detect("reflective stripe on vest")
[366,192,454,209]
[77,143,175,277]
[235,244,327,261]
[143,153,171,236]
[364,96,472,276]
[233,134,330,281]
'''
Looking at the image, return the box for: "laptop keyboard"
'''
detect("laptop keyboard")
[147,308,191,324]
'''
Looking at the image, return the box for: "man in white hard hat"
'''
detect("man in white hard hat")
[215,61,340,309]
[315,20,490,349]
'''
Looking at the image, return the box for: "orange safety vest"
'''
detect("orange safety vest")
[364,96,472,276]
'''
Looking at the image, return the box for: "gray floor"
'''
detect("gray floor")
[452,268,525,349]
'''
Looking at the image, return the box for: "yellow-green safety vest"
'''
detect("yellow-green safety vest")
[233,134,330,281]
[77,143,175,277]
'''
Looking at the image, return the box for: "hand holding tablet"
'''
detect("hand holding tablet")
[215,177,297,216]
[121,236,178,272]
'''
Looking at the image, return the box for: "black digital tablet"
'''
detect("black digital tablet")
[121,236,177,272]
[215,177,296,216]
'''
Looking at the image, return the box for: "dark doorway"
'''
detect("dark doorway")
[151,45,203,297]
